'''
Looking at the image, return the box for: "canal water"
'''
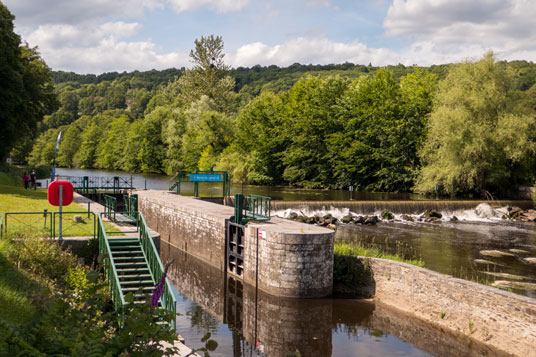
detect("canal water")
[162,243,507,357]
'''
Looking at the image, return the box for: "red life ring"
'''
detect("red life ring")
[47,181,74,206]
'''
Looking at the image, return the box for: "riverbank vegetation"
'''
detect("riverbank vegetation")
[0,168,180,354]
[3,1,536,197]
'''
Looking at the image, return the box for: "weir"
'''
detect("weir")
[272,199,533,214]
[136,190,334,298]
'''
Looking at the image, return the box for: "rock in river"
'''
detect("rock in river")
[479,250,515,258]
[509,249,530,254]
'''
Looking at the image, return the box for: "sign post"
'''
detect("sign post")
[59,184,63,241]
[47,180,73,240]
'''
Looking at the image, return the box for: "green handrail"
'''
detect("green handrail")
[97,213,126,313]
[104,195,117,222]
[138,212,177,328]
[3,211,53,238]
[245,194,271,221]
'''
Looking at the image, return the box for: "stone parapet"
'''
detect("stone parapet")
[359,256,536,357]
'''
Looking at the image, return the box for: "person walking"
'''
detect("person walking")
[30,170,37,190]
[22,172,30,189]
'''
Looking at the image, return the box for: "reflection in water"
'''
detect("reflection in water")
[161,242,507,357]
[336,221,536,298]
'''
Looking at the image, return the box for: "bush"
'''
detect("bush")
[6,233,77,281]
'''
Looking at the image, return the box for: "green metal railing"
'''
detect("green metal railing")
[232,194,272,224]
[245,194,271,221]
[1,211,53,238]
[122,194,138,223]
[97,214,126,313]
[97,211,176,329]
[104,195,117,222]
[53,211,96,239]
[138,212,176,324]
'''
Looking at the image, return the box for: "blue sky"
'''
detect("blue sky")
[4,0,536,74]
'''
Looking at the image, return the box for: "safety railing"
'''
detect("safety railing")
[138,212,177,328]
[122,194,138,224]
[1,211,53,238]
[60,175,134,192]
[53,211,96,239]
[97,213,126,314]
[245,194,271,221]
[104,195,117,222]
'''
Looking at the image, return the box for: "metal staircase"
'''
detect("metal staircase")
[97,210,176,328]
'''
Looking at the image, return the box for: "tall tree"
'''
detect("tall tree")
[417,52,536,196]
[174,35,235,113]
[281,75,349,187]
[0,2,58,162]
[328,69,436,191]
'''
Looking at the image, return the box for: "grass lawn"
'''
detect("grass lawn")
[0,172,114,237]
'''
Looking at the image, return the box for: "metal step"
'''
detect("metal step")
[115,261,148,267]
[119,274,152,280]
[120,280,154,286]
[110,245,142,251]
[116,267,150,274]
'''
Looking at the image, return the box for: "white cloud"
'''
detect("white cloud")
[24,22,188,73]
[3,0,163,25]
[384,0,536,53]
[230,37,399,67]
[166,0,249,13]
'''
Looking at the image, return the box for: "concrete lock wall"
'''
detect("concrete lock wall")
[358,257,536,357]
[137,190,334,298]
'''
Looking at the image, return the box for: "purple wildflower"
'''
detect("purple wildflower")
[150,261,172,308]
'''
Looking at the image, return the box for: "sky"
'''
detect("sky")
[4,0,536,74]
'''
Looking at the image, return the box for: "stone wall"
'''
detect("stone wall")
[137,190,334,298]
[244,224,333,298]
[359,257,536,357]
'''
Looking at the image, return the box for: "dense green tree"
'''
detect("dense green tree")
[180,97,234,171]
[328,69,436,191]
[281,75,349,187]
[231,92,286,184]
[56,124,81,168]
[417,52,536,196]
[0,3,58,162]
[122,120,144,172]
[73,124,103,168]
[96,115,130,169]
[27,128,60,166]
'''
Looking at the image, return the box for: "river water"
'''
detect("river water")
[57,168,535,355]
[163,244,507,357]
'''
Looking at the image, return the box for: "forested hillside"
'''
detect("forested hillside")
[16,35,536,196]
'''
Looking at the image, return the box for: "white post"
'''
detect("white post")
[59,184,63,241]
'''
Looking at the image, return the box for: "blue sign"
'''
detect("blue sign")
[190,174,222,182]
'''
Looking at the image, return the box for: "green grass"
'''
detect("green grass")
[334,242,425,267]
[0,240,42,326]
[0,172,115,237]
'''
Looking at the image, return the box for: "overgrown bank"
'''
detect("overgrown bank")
[0,170,181,355]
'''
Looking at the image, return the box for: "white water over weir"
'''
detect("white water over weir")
[272,200,533,216]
